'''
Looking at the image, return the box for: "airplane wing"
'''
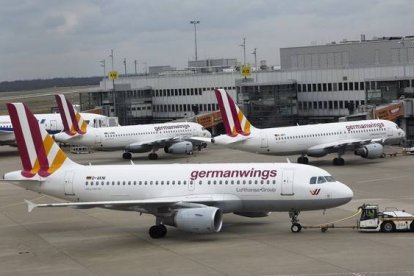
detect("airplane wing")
[24,194,241,213]
[307,138,384,153]
[127,135,202,148]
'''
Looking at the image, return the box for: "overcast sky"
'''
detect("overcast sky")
[1,0,414,81]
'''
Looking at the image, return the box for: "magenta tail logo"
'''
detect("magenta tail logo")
[310,189,321,195]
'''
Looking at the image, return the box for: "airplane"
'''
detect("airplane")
[208,89,406,166]
[0,111,106,146]
[3,102,353,238]
[53,94,211,160]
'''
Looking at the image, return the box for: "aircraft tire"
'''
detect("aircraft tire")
[303,157,309,164]
[149,225,167,239]
[122,152,132,160]
[148,153,158,160]
[333,158,345,166]
[291,223,302,233]
[410,221,414,232]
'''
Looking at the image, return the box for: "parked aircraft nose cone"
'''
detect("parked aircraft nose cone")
[340,183,354,203]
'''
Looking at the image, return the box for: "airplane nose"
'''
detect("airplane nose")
[204,130,212,138]
[340,183,353,202]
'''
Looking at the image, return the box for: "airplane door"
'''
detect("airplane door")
[281,169,294,196]
[64,171,75,196]
[95,131,102,146]
[260,134,268,148]
[50,120,57,131]
[188,180,195,191]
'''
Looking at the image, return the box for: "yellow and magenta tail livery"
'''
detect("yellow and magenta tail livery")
[7,103,69,177]
[215,89,251,136]
[55,94,87,136]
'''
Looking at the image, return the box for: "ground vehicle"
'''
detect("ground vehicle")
[358,204,414,232]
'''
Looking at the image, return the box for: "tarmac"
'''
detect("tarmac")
[1,145,414,276]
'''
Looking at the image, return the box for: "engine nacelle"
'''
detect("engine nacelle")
[307,148,327,157]
[125,144,152,153]
[167,141,193,154]
[166,207,223,234]
[355,143,384,159]
[233,211,271,218]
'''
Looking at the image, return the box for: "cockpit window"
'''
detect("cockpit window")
[317,176,326,184]
[324,176,336,182]
[310,177,317,184]
[310,176,336,184]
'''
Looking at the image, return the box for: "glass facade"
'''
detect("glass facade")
[237,81,298,128]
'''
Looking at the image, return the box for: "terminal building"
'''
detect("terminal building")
[80,35,414,144]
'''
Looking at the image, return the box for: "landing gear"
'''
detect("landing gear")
[122,152,132,160]
[289,210,302,233]
[333,157,345,166]
[297,156,309,164]
[149,224,167,239]
[197,145,202,151]
[148,152,158,160]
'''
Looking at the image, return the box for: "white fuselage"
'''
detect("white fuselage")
[0,113,106,145]
[54,122,210,150]
[214,119,405,155]
[5,162,353,213]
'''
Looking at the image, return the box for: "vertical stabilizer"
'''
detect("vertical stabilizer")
[55,94,87,135]
[215,89,252,136]
[7,103,72,177]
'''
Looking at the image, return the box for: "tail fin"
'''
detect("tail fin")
[215,89,252,136]
[7,103,73,177]
[55,94,87,135]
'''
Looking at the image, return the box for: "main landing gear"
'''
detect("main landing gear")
[122,152,132,160]
[289,210,302,233]
[148,152,158,160]
[332,156,345,166]
[297,156,309,164]
[149,224,167,239]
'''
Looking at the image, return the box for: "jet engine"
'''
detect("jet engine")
[354,143,384,159]
[125,144,152,153]
[234,211,271,218]
[164,207,223,234]
[166,141,193,154]
[307,148,327,157]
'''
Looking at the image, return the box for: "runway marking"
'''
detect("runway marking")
[356,175,410,184]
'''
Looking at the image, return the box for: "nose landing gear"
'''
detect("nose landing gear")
[289,210,302,233]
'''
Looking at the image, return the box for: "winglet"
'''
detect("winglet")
[25,199,37,213]
[215,89,252,137]
[55,94,87,135]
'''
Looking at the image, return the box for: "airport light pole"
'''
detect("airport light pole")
[134,60,138,74]
[123,58,127,75]
[190,20,200,61]
[100,59,106,90]
[240,38,246,65]
[251,48,257,70]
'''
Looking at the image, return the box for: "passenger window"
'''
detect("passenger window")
[317,176,326,184]
[310,177,317,184]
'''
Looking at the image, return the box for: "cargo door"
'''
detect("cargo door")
[281,168,294,196]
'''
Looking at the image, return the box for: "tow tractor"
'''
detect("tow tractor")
[358,204,414,232]
[302,204,414,233]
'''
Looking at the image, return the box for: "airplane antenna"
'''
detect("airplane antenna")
[286,158,291,163]
[130,160,135,165]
